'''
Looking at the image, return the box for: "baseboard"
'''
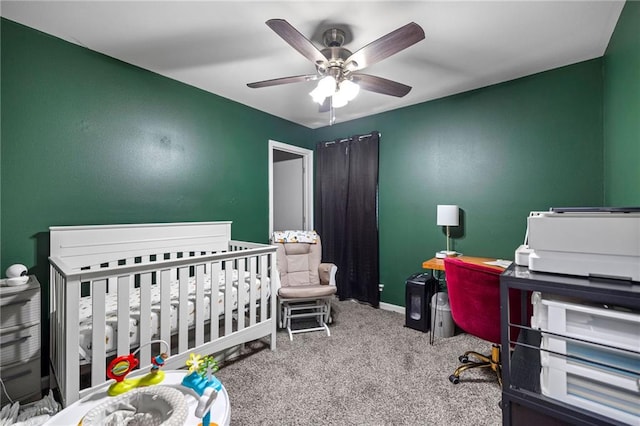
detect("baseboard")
[379,302,405,315]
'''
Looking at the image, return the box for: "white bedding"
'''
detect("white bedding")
[78,271,269,360]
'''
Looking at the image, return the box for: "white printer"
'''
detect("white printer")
[525,207,640,282]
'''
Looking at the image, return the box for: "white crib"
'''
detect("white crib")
[49,221,278,407]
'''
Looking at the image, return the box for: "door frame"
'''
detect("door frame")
[268,140,314,237]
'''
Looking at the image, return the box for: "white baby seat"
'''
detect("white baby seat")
[80,386,188,426]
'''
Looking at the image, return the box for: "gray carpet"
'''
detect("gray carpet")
[215,300,502,425]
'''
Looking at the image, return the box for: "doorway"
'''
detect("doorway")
[268,140,314,237]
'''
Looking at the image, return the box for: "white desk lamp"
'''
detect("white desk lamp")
[436,205,459,258]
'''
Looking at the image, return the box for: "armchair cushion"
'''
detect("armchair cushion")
[279,284,336,299]
[275,240,322,287]
[283,243,311,256]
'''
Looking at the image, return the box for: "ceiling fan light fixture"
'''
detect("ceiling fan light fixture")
[310,75,337,105]
[309,86,327,105]
[330,80,360,108]
[317,75,337,96]
[339,80,360,102]
[331,90,349,108]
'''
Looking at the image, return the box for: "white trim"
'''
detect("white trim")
[379,302,405,315]
[268,140,314,236]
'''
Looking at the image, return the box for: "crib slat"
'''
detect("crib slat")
[224,260,233,336]
[62,274,69,401]
[138,272,152,367]
[116,275,131,357]
[49,268,59,392]
[195,264,205,347]
[210,262,221,341]
[159,269,172,356]
[269,251,277,351]
[58,273,66,391]
[91,279,107,386]
[65,278,80,407]
[249,257,257,326]
[237,258,246,331]
[260,254,268,322]
[178,267,189,353]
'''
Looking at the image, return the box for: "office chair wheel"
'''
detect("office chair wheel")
[459,355,469,363]
[449,375,460,384]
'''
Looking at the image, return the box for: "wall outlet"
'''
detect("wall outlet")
[378,283,384,292]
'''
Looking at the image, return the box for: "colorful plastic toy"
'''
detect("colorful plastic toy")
[181,353,221,426]
[106,340,169,396]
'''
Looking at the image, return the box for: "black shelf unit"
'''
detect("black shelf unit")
[500,265,640,426]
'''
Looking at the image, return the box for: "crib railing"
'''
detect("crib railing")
[49,242,277,407]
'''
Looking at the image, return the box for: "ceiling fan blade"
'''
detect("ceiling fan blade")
[266,19,328,66]
[352,74,412,97]
[247,74,318,89]
[345,22,425,71]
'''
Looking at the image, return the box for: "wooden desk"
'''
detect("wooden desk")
[422,256,506,272]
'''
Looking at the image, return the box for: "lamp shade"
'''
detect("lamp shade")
[317,75,337,95]
[437,205,459,226]
[339,80,360,101]
[331,90,349,108]
[309,75,337,105]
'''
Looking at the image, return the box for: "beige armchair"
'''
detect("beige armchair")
[272,231,337,340]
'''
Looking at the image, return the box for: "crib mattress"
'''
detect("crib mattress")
[77,272,269,360]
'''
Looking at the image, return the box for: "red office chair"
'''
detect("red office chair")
[444,258,522,386]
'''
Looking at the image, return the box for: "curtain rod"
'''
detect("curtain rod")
[322,132,381,146]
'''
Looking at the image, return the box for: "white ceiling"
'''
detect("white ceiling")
[1,1,624,129]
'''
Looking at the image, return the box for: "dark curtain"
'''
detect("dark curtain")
[315,131,380,307]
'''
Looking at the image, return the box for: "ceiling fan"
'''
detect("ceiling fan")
[247,19,425,123]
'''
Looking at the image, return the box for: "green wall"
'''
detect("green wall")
[1,19,312,282]
[603,0,640,206]
[312,60,604,305]
[1,20,314,369]
[2,7,636,312]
